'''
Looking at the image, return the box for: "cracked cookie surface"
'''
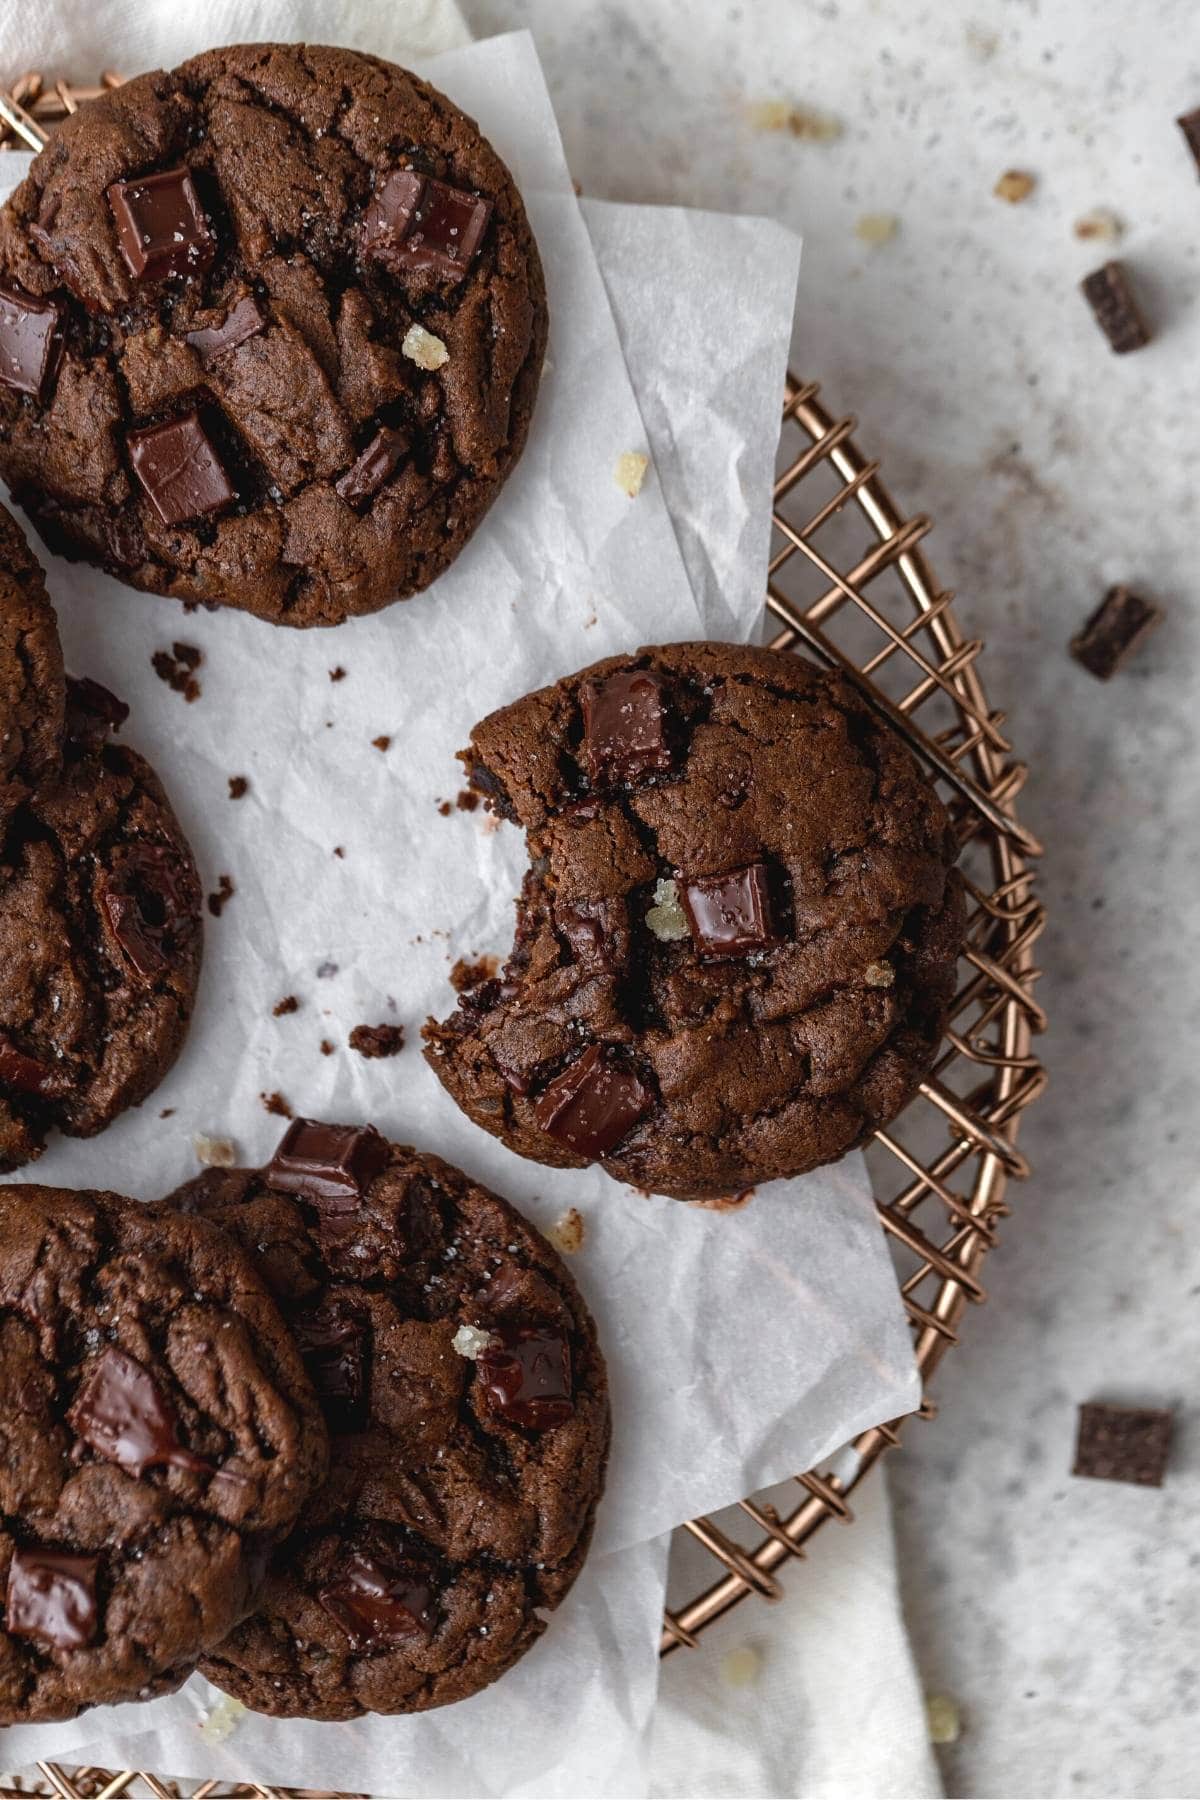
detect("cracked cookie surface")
[0,42,546,626]
[164,1121,609,1718]
[0,504,63,824]
[0,1183,329,1724]
[423,642,966,1199]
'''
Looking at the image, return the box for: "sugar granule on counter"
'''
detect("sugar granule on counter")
[614,450,649,497]
[855,212,898,246]
[721,1645,761,1688]
[402,323,449,370]
[926,1694,962,1744]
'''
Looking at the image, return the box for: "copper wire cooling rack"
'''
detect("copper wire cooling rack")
[0,69,1046,1800]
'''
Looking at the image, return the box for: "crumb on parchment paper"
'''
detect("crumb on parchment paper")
[260,1091,293,1118]
[614,451,649,497]
[744,98,842,141]
[1074,207,1123,242]
[994,169,1035,203]
[349,1022,405,1059]
[547,1208,585,1254]
[273,995,300,1016]
[207,874,234,918]
[227,775,248,799]
[855,212,898,247]
[926,1695,962,1744]
[193,1134,237,1168]
[721,1645,761,1687]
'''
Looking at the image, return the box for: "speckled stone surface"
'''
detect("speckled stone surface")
[461,3,1200,1793]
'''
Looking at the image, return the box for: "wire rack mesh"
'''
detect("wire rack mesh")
[0,68,1045,1800]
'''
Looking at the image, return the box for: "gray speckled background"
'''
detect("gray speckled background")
[459,3,1200,1793]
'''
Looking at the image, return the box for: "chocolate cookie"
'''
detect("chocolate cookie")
[164,1119,610,1718]
[0,687,203,1171]
[0,1183,329,1724]
[0,503,63,822]
[423,642,966,1199]
[0,43,546,626]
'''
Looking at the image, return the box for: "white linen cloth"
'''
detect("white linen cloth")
[0,3,938,1795]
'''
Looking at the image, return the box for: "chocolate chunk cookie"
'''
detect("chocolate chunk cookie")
[164,1119,610,1718]
[423,643,966,1199]
[0,503,63,822]
[0,1183,329,1724]
[0,43,546,626]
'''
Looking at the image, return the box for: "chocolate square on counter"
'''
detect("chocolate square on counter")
[0,285,63,400]
[6,1547,100,1650]
[1073,1402,1173,1487]
[107,167,215,284]
[128,411,235,526]
[534,1043,652,1159]
[582,669,674,786]
[1081,260,1150,354]
[682,863,781,958]
[362,170,492,282]
[266,1118,390,1212]
[1069,585,1163,679]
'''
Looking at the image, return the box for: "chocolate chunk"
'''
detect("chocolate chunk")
[534,1043,652,1158]
[348,1022,406,1059]
[1177,108,1200,177]
[99,843,194,979]
[0,284,63,400]
[478,1325,573,1430]
[1073,1401,1173,1487]
[1069,585,1164,679]
[362,170,492,283]
[185,296,266,366]
[68,1345,212,1478]
[107,167,215,284]
[64,675,129,746]
[6,1547,99,1651]
[266,1118,390,1212]
[128,411,235,526]
[293,1305,369,1432]
[682,864,781,959]
[582,669,673,786]
[319,1552,434,1646]
[1081,260,1151,354]
[335,426,410,503]
[555,897,627,973]
[0,1033,66,1098]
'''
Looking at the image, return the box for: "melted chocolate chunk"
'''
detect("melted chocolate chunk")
[293,1304,369,1432]
[335,426,410,504]
[1081,260,1151,354]
[266,1118,390,1213]
[0,1033,66,1099]
[318,1552,434,1646]
[128,411,235,527]
[0,284,63,400]
[534,1043,652,1158]
[582,669,673,786]
[99,843,194,980]
[68,1345,212,1478]
[107,167,215,284]
[478,1325,573,1430]
[64,675,129,747]
[682,864,781,958]
[555,897,627,973]
[185,295,266,366]
[6,1547,99,1651]
[361,169,492,282]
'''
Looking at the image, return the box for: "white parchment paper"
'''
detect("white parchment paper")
[0,31,918,1792]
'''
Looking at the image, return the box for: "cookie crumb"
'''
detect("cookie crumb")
[349,1022,406,1059]
[333,845,345,858]
[1176,107,1200,177]
[320,1038,335,1055]
[614,451,650,498]
[207,874,234,918]
[152,642,203,702]
[316,960,339,979]
[402,323,449,370]
[993,169,1035,203]
[864,961,895,988]
[159,1107,175,1118]
[694,1187,756,1212]
[329,665,347,682]
[456,788,480,813]
[646,878,690,942]
[260,1090,293,1119]
[451,954,500,993]
[745,98,842,141]
[372,734,392,752]
[855,212,898,246]
[547,1207,585,1254]
[1073,207,1123,243]
[452,1323,497,1361]
[437,799,453,816]
[721,1645,761,1688]
[1070,585,1163,678]
[193,1133,237,1168]
[926,1695,961,1745]
[227,775,249,800]
[273,995,300,1017]
[198,1693,247,1745]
